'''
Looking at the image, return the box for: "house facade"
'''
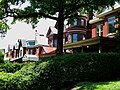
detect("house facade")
[5,39,27,61]
[63,2,120,53]
[90,2,120,38]
[5,33,56,61]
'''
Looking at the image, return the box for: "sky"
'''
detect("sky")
[0,1,56,50]
[0,18,56,49]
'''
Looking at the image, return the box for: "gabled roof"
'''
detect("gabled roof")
[46,26,58,37]
[41,46,56,54]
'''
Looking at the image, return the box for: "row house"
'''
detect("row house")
[46,16,91,53]
[64,2,120,53]
[5,32,56,61]
[5,39,30,61]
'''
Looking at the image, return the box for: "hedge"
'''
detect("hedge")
[0,61,25,73]
[0,50,4,63]
[0,53,120,89]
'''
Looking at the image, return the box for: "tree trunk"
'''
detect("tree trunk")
[57,11,64,55]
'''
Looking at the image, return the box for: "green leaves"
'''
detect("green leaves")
[0,20,9,33]
[1,53,120,89]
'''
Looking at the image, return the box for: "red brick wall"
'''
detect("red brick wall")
[103,18,108,37]
[92,24,97,38]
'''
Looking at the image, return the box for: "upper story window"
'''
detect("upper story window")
[54,39,57,47]
[108,16,115,33]
[96,24,103,37]
[27,41,35,46]
[74,21,77,26]
[72,34,78,43]
[73,18,86,27]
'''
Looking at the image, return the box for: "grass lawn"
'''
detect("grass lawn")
[71,80,120,90]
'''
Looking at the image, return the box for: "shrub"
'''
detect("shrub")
[1,53,120,89]
[0,61,25,73]
[31,53,120,89]
[0,50,4,63]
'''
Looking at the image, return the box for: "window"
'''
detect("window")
[54,39,57,47]
[96,24,103,37]
[30,49,33,55]
[74,21,77,26]
[72,34,78,42]
[108,16,115,33]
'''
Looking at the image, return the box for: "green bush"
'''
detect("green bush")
[25,53,120,89]
[1,53,120,89]
[0,50,4,63]
[0,61,25,73]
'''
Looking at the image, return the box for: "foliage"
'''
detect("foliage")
[0,50,4,63]
[0,20,9,32]
[0,61,25,73]
[115,15,120,37]
[0,53,120,89]
[113,15,120,52]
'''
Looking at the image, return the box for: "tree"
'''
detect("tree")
[113,15,120,52]
[0,0,119,55]
[0,20,9,34]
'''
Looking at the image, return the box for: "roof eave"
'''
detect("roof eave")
[89,18,104,24]
[97,7,120,18]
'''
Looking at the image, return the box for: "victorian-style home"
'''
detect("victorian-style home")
[26,30,56,59]
[64,2,120,53]
[46,26,58,47]
[5,29,57,61]
[5,39,31,61]
[46,15,92,53]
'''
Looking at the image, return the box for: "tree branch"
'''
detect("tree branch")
[64,2,109,19]
[14,12,58,20]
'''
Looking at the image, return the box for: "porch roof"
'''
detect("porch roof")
[64,37,115,49]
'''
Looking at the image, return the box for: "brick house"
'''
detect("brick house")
[64,2,120,53]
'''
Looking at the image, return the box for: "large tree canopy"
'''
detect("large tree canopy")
[0,0,119,55]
